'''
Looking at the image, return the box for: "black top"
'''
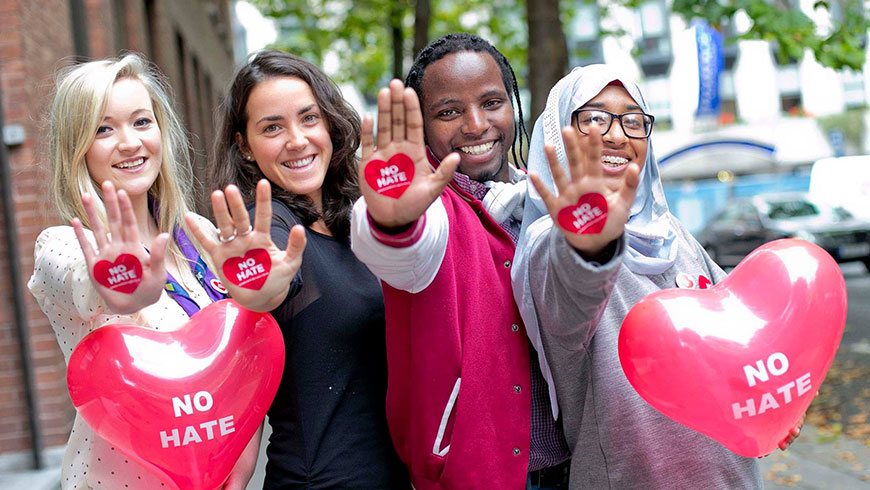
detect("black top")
[261,200,408,489]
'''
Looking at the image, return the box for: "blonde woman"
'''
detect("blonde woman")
[27,54,261,489]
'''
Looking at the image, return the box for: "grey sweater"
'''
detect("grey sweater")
[513,214,762,490]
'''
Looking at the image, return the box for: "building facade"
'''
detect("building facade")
[0,0,237,470]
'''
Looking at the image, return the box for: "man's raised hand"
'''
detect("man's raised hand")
[359,79,459,229]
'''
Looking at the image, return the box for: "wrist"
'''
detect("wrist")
[369,213,415,234]
[571,238,617,263]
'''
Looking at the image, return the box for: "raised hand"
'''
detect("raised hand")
[359,79,460,228]
[529,127,641,259]
[72,180,169,315]
[186,179,306,313]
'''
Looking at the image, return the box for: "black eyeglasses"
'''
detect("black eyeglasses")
[572,109,655,139]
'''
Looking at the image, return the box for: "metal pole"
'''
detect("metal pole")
[0,67,44,469]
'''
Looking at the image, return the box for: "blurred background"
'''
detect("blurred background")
[1,0,869,488]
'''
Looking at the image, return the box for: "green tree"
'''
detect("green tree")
[252,0,526,101]
[251,0,869,120]
[670,0,869,71]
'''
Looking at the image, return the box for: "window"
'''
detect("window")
[635,0,671,76]
[145,0,158,60]
[780,94,802,114]
[765,200,819,220]
[112,0,128,52]
[717,16,739,71]
[175,31,191,129]
[69,0,89,60]
[569,3,603,66]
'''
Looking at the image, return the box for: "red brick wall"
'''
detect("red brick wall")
[0,0,73,453]
[0,0,235,462]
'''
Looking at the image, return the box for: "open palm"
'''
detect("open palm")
[529,127,641,258]
[186,180,306,313]
[72,181,168,315]
[359,79,459,229]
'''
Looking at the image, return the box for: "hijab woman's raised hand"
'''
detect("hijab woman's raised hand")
[529,127,641,259]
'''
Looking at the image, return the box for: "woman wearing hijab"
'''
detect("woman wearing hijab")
[512,65,800,489]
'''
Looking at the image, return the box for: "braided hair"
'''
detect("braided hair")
[405,33,528,168]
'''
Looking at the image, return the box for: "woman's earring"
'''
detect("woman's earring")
[244,154,254,162]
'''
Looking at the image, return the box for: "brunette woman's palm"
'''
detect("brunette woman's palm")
[186,180,306,313]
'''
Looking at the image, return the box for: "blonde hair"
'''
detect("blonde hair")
[48,53,200,278]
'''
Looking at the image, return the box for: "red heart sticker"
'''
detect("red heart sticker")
[364,153,415,199]
[67,299,284,490]
[698,274,712,290]
[222,249,271,290]
[210,278,228,295]
[556,193,608,234]
[93,254,143,294]
[619,239,846,457]
[675,272,695,289]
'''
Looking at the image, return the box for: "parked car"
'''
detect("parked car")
[698,192,870,270]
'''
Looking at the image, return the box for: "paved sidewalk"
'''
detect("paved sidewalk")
[0,467,60,490]
[760,425,870,489]
[4,423,870,489]
[0,447,63,490]
[0,426,270,490]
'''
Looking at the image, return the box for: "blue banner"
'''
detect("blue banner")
[695,20,724,117]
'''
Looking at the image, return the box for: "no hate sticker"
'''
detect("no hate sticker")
[364,153,415,199]
[222,249,271,290]
[675,272,713,290]
[94,254,143,294]
[557,193,608,234]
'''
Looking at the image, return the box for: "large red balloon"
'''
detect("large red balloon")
[619,239,846,457]
[67,299,284,490]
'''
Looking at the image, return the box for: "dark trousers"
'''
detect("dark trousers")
[527,459,570,490]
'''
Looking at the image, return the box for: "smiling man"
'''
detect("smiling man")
[351,33,570,490]
[417,48,515,183]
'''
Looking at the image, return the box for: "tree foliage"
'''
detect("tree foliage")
[670,0,869,71]
[251,0,526,101]
[816,107,867,153]
[251,0,869,108]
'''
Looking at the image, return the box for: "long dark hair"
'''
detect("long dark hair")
[210,50,361,239]
[405,33,528,167]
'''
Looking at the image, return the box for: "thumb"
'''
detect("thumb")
[185,213,218,256]
[148,232,170,275]
[617,162,642,206]
[430,152,460,190]
[528,172,559,218]
[284,224,307,262]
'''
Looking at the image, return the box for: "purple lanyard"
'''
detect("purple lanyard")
[163,226,227,317]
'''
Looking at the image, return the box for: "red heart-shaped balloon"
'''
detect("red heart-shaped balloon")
[556,193,608,234]
[93,253,143,293]
[619,239,846,457]
[364,153,415,199]
[222,248,272,290]
[67,299,284,490]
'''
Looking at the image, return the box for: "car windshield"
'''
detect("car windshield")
[765,200,819,220]
[763,198,853,221]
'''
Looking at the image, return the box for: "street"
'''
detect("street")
[761,262,870,489]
